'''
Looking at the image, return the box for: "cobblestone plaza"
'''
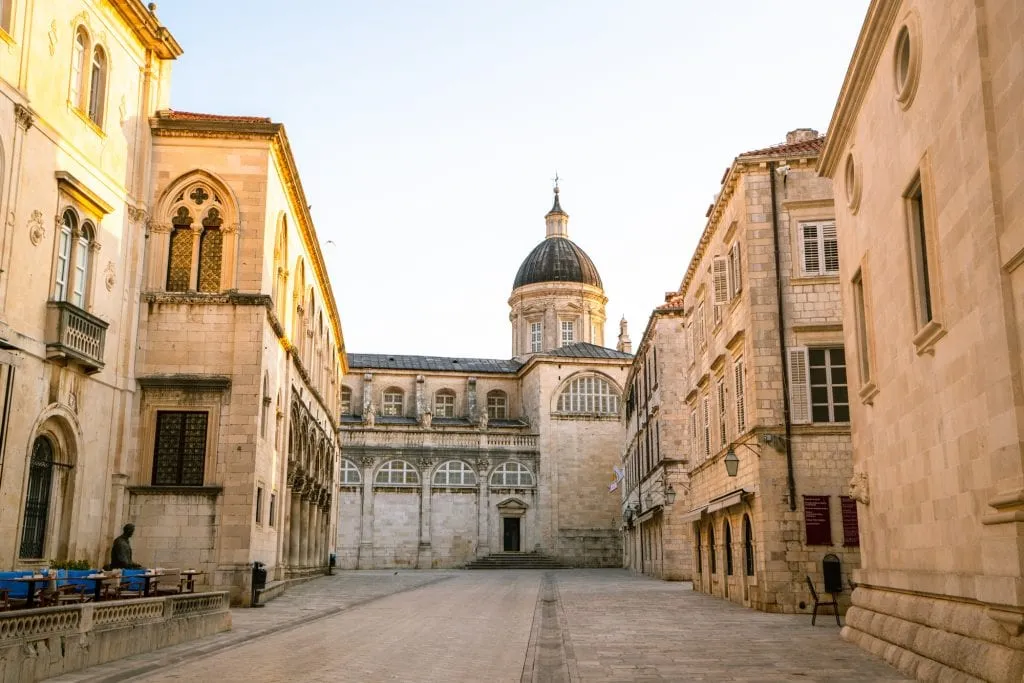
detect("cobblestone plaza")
[49,570,908,683]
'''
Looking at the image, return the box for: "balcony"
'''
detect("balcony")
[339,429,538,453]
[46,300,108,373]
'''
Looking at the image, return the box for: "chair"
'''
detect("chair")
[118,569,148,598]
[806,575,840,626]
[154,570,182,596]
[0,588,10,611]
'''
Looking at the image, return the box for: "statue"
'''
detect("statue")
[849,471,870,505]
[363,402,376,427]
[419,410,432,429]
[477,411,489,430]
[106,523,142,570]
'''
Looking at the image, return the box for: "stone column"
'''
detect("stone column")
[289,483,302,570]
[476,459,490,557]
[417,462,432,568]
[358,457,375,568]
[310,492,321,568]
[299,490,311,568]
[304,490,317,567]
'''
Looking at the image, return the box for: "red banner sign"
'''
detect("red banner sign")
[803,495,832,546]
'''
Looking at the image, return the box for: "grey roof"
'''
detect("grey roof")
[348,353,522,374]
[512,237,603,289]
[540,342,633,360]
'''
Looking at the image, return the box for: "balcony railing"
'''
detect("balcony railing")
[46,300,109,373]
[339,429,538,452]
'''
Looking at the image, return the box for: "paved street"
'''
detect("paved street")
[50,570,909,683]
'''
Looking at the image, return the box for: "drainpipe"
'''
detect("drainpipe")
[769,161,797,512]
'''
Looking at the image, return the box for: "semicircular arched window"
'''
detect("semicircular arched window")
[20,436,56,559]
[433,460,476,487]
[374,460,418,486]
[490,461,534,487]
[340,459,361,485]
[556,374,620,415]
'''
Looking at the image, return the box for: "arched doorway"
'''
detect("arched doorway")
[19,436,56,559]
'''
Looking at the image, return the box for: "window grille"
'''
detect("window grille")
[152,411,208,486]
[556,375,619,414]
[19,437,55,558]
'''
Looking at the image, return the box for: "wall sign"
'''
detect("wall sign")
[803,495,832,546]
[840,496,860,547]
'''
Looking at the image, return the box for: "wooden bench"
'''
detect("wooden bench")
[806,575,840,626]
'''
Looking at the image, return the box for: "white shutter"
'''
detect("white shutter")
[788,347,811,424]
[717,378,727,446]
[802,224,821,275]
[690,410,698,461]
[823,223,839,273]
[697,303,706,347]
[730,243,742,297]
[713,257,729,305]
[734,358,746,434]
[702,396,711,458]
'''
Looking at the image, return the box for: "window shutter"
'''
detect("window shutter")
[823,223,839,273]
[788,347,811,424]
[730,244,742,297]
[734,359,746,434]
[702,396,711,458]
[802,224,821,275]
[713,257,729,305]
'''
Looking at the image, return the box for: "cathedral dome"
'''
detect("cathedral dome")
[512,237,603,289]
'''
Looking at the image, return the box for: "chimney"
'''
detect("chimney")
[786,128,819,144]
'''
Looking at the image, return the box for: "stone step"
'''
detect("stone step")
[464,552,566,570]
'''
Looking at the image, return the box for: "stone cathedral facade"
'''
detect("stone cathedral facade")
[337,188,631,569]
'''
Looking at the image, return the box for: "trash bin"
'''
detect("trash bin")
[251,561,267,607]
[328,553,336,575]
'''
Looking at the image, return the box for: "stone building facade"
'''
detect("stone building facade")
[638,131,861,612]
[0,1,346,606]
[819,0,1024,679]
[338,188,631,569]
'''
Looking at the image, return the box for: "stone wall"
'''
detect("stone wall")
[429,491,479,566]
[0,592,230,682]
[371,491,421,567]
[127,488,219,574]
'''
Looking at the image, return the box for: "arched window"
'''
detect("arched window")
[88,45,107,126]
[743,514,754,577]
[54,209,76,301]
[434,389,456,418]
[724,520,733,576]
[556,374,620,415]
[486,390,508,420]
[374,460,418,486]
[70,28,88,110]
[197,208,223,292]
[490,461,534,487]
[340,459,361,485]
[382,388,404,416]
[708,525,717,574]
[341,386,353,415]
[166,206,193,291]
[20,437,55,558]
[433,460,476,486]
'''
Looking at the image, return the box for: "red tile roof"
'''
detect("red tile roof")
[656,294,685,311]
[155,110,272,124]
[738,136,825,158]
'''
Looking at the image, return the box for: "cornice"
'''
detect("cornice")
[108,0,183,59]
[820,0,902,176]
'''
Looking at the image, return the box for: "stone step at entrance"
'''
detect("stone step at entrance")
[464,551,566,570]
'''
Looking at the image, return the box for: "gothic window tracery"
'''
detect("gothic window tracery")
[163,181,229,292]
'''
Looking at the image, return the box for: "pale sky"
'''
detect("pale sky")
[156,1,869,359]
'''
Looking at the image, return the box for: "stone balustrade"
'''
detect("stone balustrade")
[340,429,538,452]
[0,592,230,682]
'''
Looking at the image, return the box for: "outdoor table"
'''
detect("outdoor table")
[180,570,204,593]
[140,571,164,596]
[82,574,112,601]
[12,575,48,608]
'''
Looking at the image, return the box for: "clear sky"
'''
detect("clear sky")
[155,1,870,359]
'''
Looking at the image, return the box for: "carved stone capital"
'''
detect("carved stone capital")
[126,206,147,224]
[148,221,171,234]
[88,240,102,254]
[15,104,34,131]
[221,223,238,234]
[359,456,375,469]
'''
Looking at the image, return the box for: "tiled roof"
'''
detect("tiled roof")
[154,110,272,124]
[656,294,685,311]
[347,353,522,374]
[738,136,825,158]
[541,342,633,360]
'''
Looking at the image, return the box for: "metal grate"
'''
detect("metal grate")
[166,227,193,291]
[19,437,54,558]
[197,228,222,292]
[152,411,208,486]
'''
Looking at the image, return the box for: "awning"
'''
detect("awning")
[706,489,748,514]
[677,506,707,524]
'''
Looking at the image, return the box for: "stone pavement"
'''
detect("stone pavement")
[47,570,910,683]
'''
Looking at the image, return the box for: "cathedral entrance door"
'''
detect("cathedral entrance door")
[502,517,520,552]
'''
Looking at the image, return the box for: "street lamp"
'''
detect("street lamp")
[724,448,740,477]
[664,484,676,505]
